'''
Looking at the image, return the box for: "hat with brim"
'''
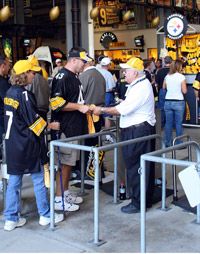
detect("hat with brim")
[13,60,41,75]
[55,58,62,64]
[68,51,92,63]
[120,57,144,71]
[100,57,111,66]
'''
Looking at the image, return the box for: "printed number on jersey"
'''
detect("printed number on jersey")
[23,91,28,101]
[55,73,64,80]
[5,111,13,139]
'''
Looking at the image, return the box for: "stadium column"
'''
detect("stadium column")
[65,0,73,52]
[14,0,24,24]
[65,0,92,55]
[80,0,94,57]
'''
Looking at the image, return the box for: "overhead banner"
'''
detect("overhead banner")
[98,7,120,26]
[164,13,188,40]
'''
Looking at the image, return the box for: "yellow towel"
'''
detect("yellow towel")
[44,163,50,188]
[87,114,96,134]
[92,114,99,123]
[87,104,100,133]
[185,102,190,121]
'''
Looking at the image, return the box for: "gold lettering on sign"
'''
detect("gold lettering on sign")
[109,42,126,47]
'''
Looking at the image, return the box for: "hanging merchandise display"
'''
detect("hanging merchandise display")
[157,15,200,126]
[165,34,200,74]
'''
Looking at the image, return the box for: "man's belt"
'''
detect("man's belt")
[122,121,150,130]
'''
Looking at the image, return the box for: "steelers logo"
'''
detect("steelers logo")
[164,14,188,40]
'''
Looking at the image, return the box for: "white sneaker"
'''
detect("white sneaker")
[39,213,64,226]
[4,217,26,231]
[105,135,114,143]
[54,199,79,212]
[64,190,83,204]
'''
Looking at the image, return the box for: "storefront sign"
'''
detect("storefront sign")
[164,13,188,40]
[100,32,118,49]
[109,42,126,48]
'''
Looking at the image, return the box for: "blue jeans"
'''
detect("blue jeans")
[164,100,185,147]
[158,89,166,128]
[4,169,50,221]
[104,92,114,117]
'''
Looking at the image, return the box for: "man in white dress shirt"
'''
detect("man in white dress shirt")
[93,57,156,213]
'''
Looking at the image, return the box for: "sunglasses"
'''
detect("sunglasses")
[27,70,36,75]
[75,58,87,64]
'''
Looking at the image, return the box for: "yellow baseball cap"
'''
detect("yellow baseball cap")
[120,57,144,71]
[13,60,41,75]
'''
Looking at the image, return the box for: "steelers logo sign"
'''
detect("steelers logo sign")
[164,14,188,40]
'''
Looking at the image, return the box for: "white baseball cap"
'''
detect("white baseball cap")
[100,57,111,66]
[55,58,61,64]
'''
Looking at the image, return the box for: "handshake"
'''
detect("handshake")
[79,104,103,116]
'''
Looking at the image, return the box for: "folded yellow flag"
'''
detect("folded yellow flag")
[87,114,96,134]
[92,114,99,123]
[44,163,50,188]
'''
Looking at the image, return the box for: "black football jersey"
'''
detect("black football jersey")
[4,85,47,174]
[50,68,88,138]
[0,76,11,129]
[193,72,200,91]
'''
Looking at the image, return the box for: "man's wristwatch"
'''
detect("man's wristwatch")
[100,107,105,114]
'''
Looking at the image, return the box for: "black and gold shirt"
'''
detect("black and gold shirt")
[4,85,46,174]
[193,72,200,91]
[50,68,88,138]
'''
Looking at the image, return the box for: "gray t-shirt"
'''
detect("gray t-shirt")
[79,66,106,106]
[26,73,50,112]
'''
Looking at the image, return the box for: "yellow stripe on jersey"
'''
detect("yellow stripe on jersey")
[29,117,47,136]
[50,96,66,111]
[4,97,19,109]
[193,80,200,90]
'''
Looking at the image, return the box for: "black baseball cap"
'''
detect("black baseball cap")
[68,48,91,63]
[164,56,172,65]
[97,55,104,63]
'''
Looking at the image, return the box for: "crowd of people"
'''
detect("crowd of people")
[0,46,196,231]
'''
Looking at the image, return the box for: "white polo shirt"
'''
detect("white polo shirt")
[116,76,156,128]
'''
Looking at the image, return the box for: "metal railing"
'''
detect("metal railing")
[172,134,192,201]
[49,132,164,245]
[140,141,200,253]
[0,135,8,208]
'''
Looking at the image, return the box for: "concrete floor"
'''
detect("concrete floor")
[1,123,200,252]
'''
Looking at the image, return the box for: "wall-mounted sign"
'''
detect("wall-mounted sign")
[109,42,126,48]
[164,13,188,40]
[98,7,120,26]
[100,32,118,49]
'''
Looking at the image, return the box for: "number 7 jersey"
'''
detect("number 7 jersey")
[4,85,47,174]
